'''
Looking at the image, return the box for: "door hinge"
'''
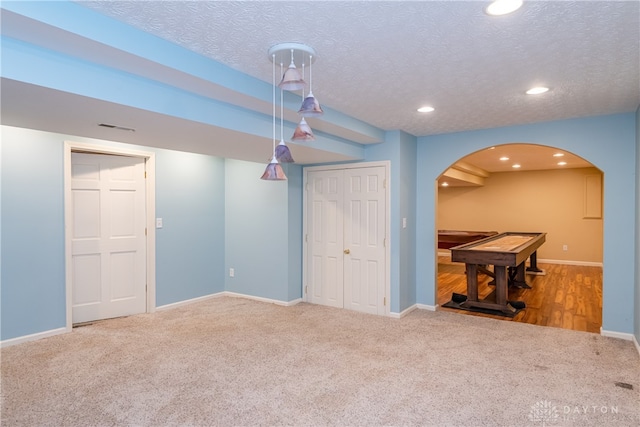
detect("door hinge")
[144,171,147,178]
[383,179,387,189]
[383,237,386,247]
[305,285,308,294]
[305,234,308,242]
[145,228,147,236]
[383,297,386,306]
[305,182,309,191]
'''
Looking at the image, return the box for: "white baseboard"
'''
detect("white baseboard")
[389,303,438,318]
[156,292,225,311]
[222,291,302,307]
[417,303,438,311]
[538,258,602,267]
[600,327,635,341]
[0,327,68,348]
[389,304,417,318]
[158,291,302,310]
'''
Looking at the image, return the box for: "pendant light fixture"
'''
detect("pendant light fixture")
[291,61,315,142]
[291,117,314,141]
[275,62,294,163]
[261,54,287,180]
[278,49,305,91]
[298,54,323,117]
[266,42,319,174]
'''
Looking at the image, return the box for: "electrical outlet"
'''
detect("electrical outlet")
[562,244,568,251]
[229,268,235,277]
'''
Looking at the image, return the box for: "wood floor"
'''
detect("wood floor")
[437,255,602,333]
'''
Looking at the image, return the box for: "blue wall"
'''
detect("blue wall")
[224,159,302,302]
[286,164,304,301]
[155,151,226,306]
[365,130,418,313]
[1,126,66,338]
[2,115,638,341]
[416,113,637,334]
[0,126,227,340]
[1,0,638,341]
[635,105,640,344]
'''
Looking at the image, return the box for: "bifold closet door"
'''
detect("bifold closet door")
[307,166,386,314]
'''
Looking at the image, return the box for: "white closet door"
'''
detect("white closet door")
[71,152,146,323]
[307,170,344,308]
[343,166,386,315]
[306,166,386,314]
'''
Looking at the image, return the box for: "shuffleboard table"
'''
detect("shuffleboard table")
[448,232,546,316]
[437,230,499,250]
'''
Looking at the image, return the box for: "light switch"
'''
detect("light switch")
[402,217,407,229]
[156,218,163,228]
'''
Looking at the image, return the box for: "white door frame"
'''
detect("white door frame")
[303,161,391,316]
[63,141,156,331]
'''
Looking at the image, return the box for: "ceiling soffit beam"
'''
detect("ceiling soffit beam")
[451,160,490,178]
[0,3,385,145]
[442,167,485,186]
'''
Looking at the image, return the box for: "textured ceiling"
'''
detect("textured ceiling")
[78,0,640,137]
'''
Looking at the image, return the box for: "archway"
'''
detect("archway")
[434,143,603,332]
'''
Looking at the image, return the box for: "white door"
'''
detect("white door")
[306,166,386,314]
[71,152,147,323]
[308,170,344,308]
[343,167,386,314]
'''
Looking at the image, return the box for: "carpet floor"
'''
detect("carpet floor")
[1,296,639,426]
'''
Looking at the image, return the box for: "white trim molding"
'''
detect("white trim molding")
[390,304,418,319]
[600,327,635,341]
[156,292,226,311]
[390,303,438,318]
[634,335,640,357]
[64,141,157,330]
[223,291,302,307]
[0,327,67,348]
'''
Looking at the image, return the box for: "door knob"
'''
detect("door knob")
[344,249,350,254]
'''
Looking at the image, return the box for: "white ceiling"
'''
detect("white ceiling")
[2,1,639,169]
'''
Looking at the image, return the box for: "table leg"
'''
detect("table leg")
[526,250,545,274]
[466,263,478,302]
[495,265,509,306]
[511,261,531,289]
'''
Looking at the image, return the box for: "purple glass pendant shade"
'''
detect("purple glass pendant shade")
[275,140,295,163]
[279,63,305,91]
[260,156,287,180]
[292,118,315,141]
[298,91,323,117]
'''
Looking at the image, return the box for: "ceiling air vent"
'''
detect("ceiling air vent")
[98,123,135,132]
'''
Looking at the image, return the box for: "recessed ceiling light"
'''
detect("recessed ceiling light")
[557,161,567,166]
[488,146,496,150]
[512,164,521,169]
[553,153,565,157]
[485,0,523,16]
[441,182,449,187]
[417,106,435,113]
[500,156,509,161]
[526,86,550,95]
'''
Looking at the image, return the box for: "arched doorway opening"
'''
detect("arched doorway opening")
[434,143,603,333]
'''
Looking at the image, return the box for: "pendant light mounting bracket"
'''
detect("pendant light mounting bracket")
[268,42,316,66]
